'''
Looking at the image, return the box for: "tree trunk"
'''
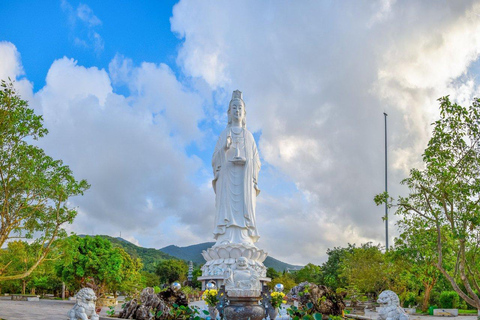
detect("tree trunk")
[422,284,433,312]
[22,280,26,295]
[62,282,65,299]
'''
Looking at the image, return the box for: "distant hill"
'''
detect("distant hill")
[160,242,302,272]
[86,235,302,273]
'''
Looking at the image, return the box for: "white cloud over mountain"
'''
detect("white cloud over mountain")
[2,1,480,264]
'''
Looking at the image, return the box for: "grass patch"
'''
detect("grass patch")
[459,310,477,314]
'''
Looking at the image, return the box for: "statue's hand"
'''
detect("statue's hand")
[226,136,232,149]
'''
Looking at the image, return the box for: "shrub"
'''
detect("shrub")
[439,291,459,309]
[402,292,417,308]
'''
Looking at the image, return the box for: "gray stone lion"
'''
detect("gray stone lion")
[377,290,409,320]
[67,288,99,320]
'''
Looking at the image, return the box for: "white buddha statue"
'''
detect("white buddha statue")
[212,90,261,247]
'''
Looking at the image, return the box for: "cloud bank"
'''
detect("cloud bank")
[2,1,480,264]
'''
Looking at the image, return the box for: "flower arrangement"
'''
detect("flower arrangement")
[270,291,287,309]
[202,289,219,307]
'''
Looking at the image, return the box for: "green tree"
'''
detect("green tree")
[155,259,188,285]
[341,243,388,296]
[318,245,353,290]
[294,263,321,284]
[56,235,142,297]
[376,96,480,309]
[0,80,89,281]
[266,267,280,280]
[267,272,297,292]
[393,226,445,311]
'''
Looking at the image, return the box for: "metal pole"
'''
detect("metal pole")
[384,112,389,251]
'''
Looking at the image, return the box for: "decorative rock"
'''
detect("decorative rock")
[288,282,345,317]
[377,290,409,320]
[26,297,39,301]
[67,288,99,320]
[118,287,185,320]
[433,309,459,317]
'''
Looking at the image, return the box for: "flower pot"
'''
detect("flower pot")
[208,306,218,319]
[267,307,278,320]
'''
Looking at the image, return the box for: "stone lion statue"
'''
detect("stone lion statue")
[377,290,409,320]
[67,288,99,320]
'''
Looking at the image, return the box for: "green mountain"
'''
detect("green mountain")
[94,235,178,273]
[91,235,302,273]
[160,242,302,272]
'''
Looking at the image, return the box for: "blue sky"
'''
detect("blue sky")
[1,0,480,265]
[1,1,179,91]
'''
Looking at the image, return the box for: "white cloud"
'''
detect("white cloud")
[61,0,104,54]
[3,1,480,265]
[171,0,480,264]
[0,42,215,251]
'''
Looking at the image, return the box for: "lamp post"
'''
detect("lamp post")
[384,112,389,251]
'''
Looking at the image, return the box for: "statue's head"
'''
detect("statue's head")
[228,90,246,128]
[237,257,248,269]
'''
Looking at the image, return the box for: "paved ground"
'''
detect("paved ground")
[0,297,478,320]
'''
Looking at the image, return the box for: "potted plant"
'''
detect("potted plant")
[202,289,219,319]
[269,291,287,320]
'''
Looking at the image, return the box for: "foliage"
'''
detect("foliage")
[0,240,63,295]
[267,272,297,291]
[141,271,161,288]
[100,235,175,273]
[190,266,202,289]
[202,288,218,306]
[340,243,388,296]
[155,259,188,285]
[167,303,202,320]
[56,235,143,297]
[318,245,354,290]
[106,305,116,316]
[439,291,460,309]
[402,291,417,308]
[286,305,323,320]
[270,291,286,309]
[0,80,89,281]
[267,267,280,279]
[294,263,321,283]
[375,96,480,308]
[391,226,443,311]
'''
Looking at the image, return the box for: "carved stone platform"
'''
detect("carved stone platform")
[199,243,270,289]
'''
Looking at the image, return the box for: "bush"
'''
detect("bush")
[402,291,417,308]
[439,291,459,309]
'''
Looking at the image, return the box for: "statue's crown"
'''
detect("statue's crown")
[231,90,243,101]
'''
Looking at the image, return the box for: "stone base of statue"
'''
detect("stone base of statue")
[198,243,270,289]
[224,296,265,320]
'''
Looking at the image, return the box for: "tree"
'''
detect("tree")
[393,225,446,311]
[0,80,89,281]
[318,245,353,290]
[155,259,188,285]
[294,263,321,284]
[341,243,389,296]
[267,272,297,292]
[266,267,280,280]
[56,235,143,297]
[376,96,480,309]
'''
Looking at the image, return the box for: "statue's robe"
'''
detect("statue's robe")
[212,126,260,245]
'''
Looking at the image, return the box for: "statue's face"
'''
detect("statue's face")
[237,257,248,268]
[230,100,245,123]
